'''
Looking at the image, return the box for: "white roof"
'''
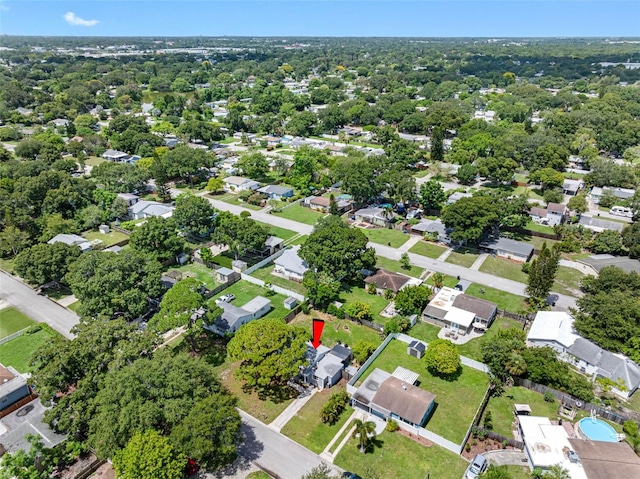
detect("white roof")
[274,245,309,276]
[224,175,252,186]
[427,286,463,312]
[315,354,344,380]
[444,307,476,328]
[392,366,419,385]
[519,416,587,479]
[527,311,580,349]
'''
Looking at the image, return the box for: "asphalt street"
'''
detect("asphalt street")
[0,271,79,339]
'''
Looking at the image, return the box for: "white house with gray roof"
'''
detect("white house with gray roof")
[578,215,624,233]
[257,184,294,200]
[129,200,174,220]
[273,245,308,281]
[205,296,271,335]
[479,236,534,263]
[47,233,93,253]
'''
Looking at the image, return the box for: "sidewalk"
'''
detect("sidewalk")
[398,235,422,254]
[269,389,317,432]
[320,409,362,463]
[469,253,489,271]
[436,247,453,262]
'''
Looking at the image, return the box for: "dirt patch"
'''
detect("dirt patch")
[89,462,116,479]
[461,437,518,461]
[395,428,434,447]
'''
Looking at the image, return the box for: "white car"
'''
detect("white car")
[464,454,487,479]
[215,293,235,305]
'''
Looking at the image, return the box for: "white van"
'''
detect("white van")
[610,206,633,218]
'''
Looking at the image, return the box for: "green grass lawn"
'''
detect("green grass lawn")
[169,261,220,290]
[82,229,130,247]
[84,156,106,167]
[211,253,234,269]
[465,284,528,313]
[413,169,431,178]
[409,241,447,259]
[511,186,544,201]
[0,324,62,373]
[456,317,526,362]
[445,248,480,268]
[362,228,410,249]
[287,235,308,246]
[218,137,238,144]
[212,280,290,322]
[219,194,263,211]
[291,314,382,349]
[479,256,529,283]
[251,265,307,296]
[408,321,441,344]
[375,256,423,278]
[272,205,325,225]
[335,430,468,479]
[67,300,82,313]
[358,339,489,444]
[552,266,587,297]
[245,472,272,479]
[0,257,15,274]
[0,307,36,338]
[524,220,556,235]
[282,384,353,453]
[266,225,299,241]
[425,274,459,289]
[41,286,74,301]
[483,386,559,437]
[339,285,391,325]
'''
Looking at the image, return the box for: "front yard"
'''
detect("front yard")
[445,248,480,268]
[272,205,325,225]
[357,339,489,444]
[0,307,36,338]
[375,256,424,278]
[0,324,62,373]
[362,228,410,249]
[479,256,529,283]
[409,241,447,259]
[464,283,528,313]
[552,266,587,297]
[82,229,130,247]
[335,430,468,479]
[281,384,353,453]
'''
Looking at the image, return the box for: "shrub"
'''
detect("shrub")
[477,429,487,440]
[483,411,493,430]
[326,302,345,319]
[247,193,265,205]
[521,262,531,274]
[351,340,377,364]
[240,210,251,218]
[367,282,377,295]
[465,442,471,452]
[386,419,399,432]
[344,301,372,321]
[623,420,639,438]
[26,324,42,334]
[544,391,555,403]
[320,390,349,425]
[502,440,507,449]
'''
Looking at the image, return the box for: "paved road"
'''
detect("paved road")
[174,190,578,311]
[211,411,341,479]
[0,271,78,339]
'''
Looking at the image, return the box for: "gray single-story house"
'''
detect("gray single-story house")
[47,233,93,253]
[578,216,624,233]
[273,245,309,282]
[479,236,534,263]
[205,296,272,335]
[590,186,636,204]
[129,200,174,220]
[354,207,396,228]
[102,149,131,162]
[410,218,451,244]
[257,184,294,201]
[0,364,31,412]
[562,179,584,196]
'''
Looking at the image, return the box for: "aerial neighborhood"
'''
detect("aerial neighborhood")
[1,29,640,479]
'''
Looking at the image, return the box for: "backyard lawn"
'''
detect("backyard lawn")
[266,225,299,241]
[291,313,382,349]
[479,256,529,283]
[84,156,106,167]
[0,324,61,372]
[339,285,391,325]
[335,430,468,479]
[552,266,587,297]
[375,256,423,278]
[272,205,325,225]
[408,321,441,344]
[169,261,221,290]
[482,386,559,437]
[251,265,307,296]
[456,316,525,361]
[282,384,353,453]
[67,300,82,313]
[211,280,291,322]
[358,339,489,444]
[465,283,528,313]
[82,229,130,247]
[409,241,447,259]
[362,228,410,248]
[445,248,480,268]
[0,307,36,338]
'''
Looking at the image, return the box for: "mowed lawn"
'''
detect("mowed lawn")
[362,228,410,248]
[211,281,291,322]
[0,324,61,373]
[335,430,468,479]
[409,241,447,259]
[445,248,480,268]
[266,225,299,241]
[357,339,489,444]
[375,256,423,278]
[339,285,391,325]
[282,384,353,453]
[483,386,559,437]
[170,261,221,290]
[273,205,325,225]
[291,314,382,349]
[552,266,587,297]
[250,265,307,296]
[479,256,529,283]
[456,316,525,362]
[0,307,36,338]
[82,229,130,247]
[465,284,528,313]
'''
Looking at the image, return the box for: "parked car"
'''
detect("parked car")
[464,454,487,479]
[215,293,235,304]
[341,473,362,479]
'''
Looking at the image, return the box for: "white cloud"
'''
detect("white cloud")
[0,4,10,12]
[63,12,99,27]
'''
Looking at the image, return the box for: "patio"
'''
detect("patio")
[437,327,484,345]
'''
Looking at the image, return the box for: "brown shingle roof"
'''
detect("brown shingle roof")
[547,202,568,213]
[529,207,548,217]
[364,269,411,293]
[568,439,640,479]
[310,196,331,207]
[452,294,497,321]
[371,376,435,425]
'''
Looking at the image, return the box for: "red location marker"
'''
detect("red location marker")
[311,318,325,349]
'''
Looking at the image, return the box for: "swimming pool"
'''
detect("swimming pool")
[577,417,619,442]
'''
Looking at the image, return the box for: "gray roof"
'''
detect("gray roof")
[129,200,174,217]
[479,236,534,257]
[216,267,234,276]
[102,149,129,158]
[578,216,624,232]
[257,184,294,196]
[274,245,309,276]
[452,294,497,321]
[423,304,448,320]
[411,218,447,235]
[215,296,271,331]
[330,344,352,362]
[371,376,436,425]
[0,364,27,400]
[408,340,426,353]
[47,233,87,246]
[579,255,640,274]
[265,236,285,248]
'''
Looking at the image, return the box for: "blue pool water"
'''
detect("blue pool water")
[578,417,618,442]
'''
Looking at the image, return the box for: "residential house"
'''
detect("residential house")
[263,135,282,147]
[324,144,345,156]
[529,203,569,226]
[578,216,624,233]
[352,367,436,427]
[102,149,131,162]
[410,218,451,244]
[589,187,636,205]
[273,245,309,282]
[301,343,353,389]
[257,184,294,201]
[15,107,33,116]
[129,200,174,220]
[479,236,534,263]
[422,287,498,334]
[562,179,584,196]
[264,236,285,255]
[306,195,331,213]
[223,176,260,192]
[116,192,140,207]
[568,438,640,479]
[47,233,93,253]
[205,296,272,335]
[526,311,580,355]
[578,254,640,275]
[354,207,396,228]
[0,364,31,412]
[363,269,416,295]
[446,191,472,204]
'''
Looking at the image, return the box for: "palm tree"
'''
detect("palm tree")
[505,353,527,377]
[352,419,376,453]
[546,464,571,479]
[432,272,445,291]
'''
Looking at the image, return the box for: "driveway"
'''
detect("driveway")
[210,411,341,479]
[482,449,528,466]
[0,271,78,339]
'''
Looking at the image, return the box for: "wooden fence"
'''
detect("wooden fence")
[497,309,533,324]
[0,393,38,419]
[202,274,241,299]
[343,314,384,332]
[512,377,640,425]
[73,458,107,479]
[282,304,303,323]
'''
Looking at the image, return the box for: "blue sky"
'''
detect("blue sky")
[1,1,639,37]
